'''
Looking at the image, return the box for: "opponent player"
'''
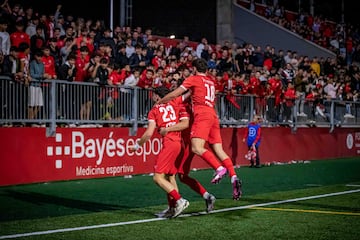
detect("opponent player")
[130,86,189,218]
[156,58,242,200]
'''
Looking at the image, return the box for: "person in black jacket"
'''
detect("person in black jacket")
[57,53,77,120]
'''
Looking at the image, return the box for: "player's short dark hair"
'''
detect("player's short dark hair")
[192,58,208,73]
[154,86,170,98]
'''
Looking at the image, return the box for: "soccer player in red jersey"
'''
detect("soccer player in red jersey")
[158,85,216,214]
[130,86,189,218]
[157,58,242,200]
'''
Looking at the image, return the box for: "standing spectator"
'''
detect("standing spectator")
[8,4,23,33]
[91,57,110,120]
[114,43,128,68]
[216,49,233,73]
[125,37,135,58]
[74,46,92,120]
[129,43,147,71]
[30,25,46,54]
[28,50,45,124]
[57,53,77,121]
[60,37,76,65]
[17,42,31,123]
[0,46,22,121]
[99,27,116,55]
[10,21,30,48]
[243,115,262,168]
[47,37,61,71]
[294,68,308,116]
[196,37,211,58]
[207,52,218,70]
[283,82,297,123]
[310,56,321,77]
[123,65,138,87]
[234,47,246,73]
[75,27,93,54]
[281,63,295,86]
[267,73,283,121]
[18,42,31,85]
[25,16,42,39]
[0,17,10,55]
[272,49,286,71]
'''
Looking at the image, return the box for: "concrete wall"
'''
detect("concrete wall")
[217,0,234,44]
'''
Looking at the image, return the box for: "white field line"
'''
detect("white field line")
[1,189,360,239]
[346,184,360,187]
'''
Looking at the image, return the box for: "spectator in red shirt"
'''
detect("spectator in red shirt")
[10,21,30,48]
[41,46,57,79]
[267,73,283,121]
[283,82,296,123]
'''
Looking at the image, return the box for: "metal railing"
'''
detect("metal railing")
[1,76,359,136]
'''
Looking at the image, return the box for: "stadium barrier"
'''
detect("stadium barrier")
[1,76,359,133]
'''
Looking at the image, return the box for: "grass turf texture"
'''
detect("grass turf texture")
[0,157,359,239]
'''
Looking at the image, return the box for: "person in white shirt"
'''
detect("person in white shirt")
[196,37,212,59]
[0,18,11,55]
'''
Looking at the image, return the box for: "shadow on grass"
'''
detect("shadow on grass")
[0,189,138,222]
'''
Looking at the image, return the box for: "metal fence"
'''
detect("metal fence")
[1,76,359,136]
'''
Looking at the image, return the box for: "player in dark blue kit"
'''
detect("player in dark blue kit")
[243,115,262,168]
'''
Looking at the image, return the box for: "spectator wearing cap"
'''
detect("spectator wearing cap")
[0,17,10,55]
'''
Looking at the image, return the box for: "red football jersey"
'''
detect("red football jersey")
[147,97,187,142]
[180,74,216,114]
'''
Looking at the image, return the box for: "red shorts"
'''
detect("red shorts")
[175,139,194,175]
[191,111,222,144]
[154,138,181,175]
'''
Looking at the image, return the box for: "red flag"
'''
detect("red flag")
[226,94,240,109]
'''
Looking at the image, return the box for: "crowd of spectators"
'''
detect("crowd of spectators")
[0,0,359,126]
[243,0,360,66]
